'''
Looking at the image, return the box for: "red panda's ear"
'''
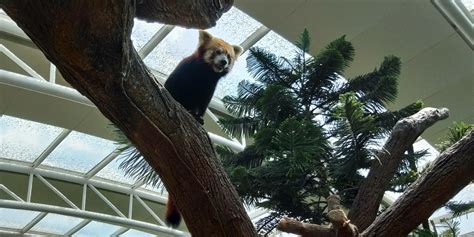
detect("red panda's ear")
[199,30,213,46]
[233,45,243,57]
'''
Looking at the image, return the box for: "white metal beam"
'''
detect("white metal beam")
[0,184,24,202]
[239,25,270,53]
[138,25,174,59]
[0,44,46,80]
[0,200,186,236]
[64,219,91,236]
[88,184,126,218]
[85,148,122,179]
[20,212,47,233]
[36,174,79,209]
[0,160,168,205]
[0,70,245,150]
[134,194,167,226]
[49,63,56,83]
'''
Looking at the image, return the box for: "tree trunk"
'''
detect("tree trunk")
[362,130,474,236]
[349,107,449,230]
[0,1,256,236]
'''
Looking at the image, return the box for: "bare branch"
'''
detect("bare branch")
[277,195,359,237]
[362,130,474,236]
[349,107,449,230]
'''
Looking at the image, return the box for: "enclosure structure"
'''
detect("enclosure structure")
[1,1,473,236]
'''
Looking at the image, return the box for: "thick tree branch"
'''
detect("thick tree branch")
[349,107,449,230]
[277,195,359,237]
[362,130,474,236]
[135,0,233,28]
[0,1,255,236]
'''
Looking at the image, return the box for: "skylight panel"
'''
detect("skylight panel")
[30,213,83,235]
[461,0,474,11]
[131,19,164,51]
[73,221,121,237]
[95,153,138,185]
[143,27,197,75]
[207,7,262,45]
[41,131,118,174]
[121,229,156,237]
[0,115,63,162]
[0,208,40,229]
[144,7,261,75]
[254,30,301,60]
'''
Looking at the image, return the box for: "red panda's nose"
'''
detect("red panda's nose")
[219,59,228,66]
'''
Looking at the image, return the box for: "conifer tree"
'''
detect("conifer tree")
[217,29,423,233]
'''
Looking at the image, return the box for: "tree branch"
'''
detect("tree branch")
[362,130,474,236]
[0,1,255,236]
[135,0,234,28]
[277,195,359,237]
[349,107,449,230]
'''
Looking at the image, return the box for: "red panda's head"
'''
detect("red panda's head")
[198,31,243,74]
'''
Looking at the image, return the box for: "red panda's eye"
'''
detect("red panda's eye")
[216,49,223,54]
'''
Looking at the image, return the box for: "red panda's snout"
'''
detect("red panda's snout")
[203,48,234,73]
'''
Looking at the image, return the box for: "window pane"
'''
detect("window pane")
[144,7,261,75]
[41,131,118,173]
[253,30,300,60]
[0,116,63,162]
[73,221,121,237]
[0,208,40,229]
[121,229,155,237]
[95,153,138,185]
[30,213,83,235]
[144,27,198,75]
[131,19,163,51]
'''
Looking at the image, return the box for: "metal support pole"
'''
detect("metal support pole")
[88,184,125,218]
[133,194,166,226]
[239,25,270,53]
[27,173,33,202]
[0,44,46,81]
[138,25,175,59]
[36,174,79,209]
[64,219,91,236]
[0,200,185,236]
[20,212,48,233]
[49,63,56,83]
[128,194,133,219]
[82,184,87,210]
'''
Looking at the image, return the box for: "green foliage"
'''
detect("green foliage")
[445,201,474,217]
[218,28,425,228]
[112,28,427,231]
[437,122,473,152]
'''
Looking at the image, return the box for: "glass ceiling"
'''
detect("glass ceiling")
[1,4,474,236]
[461,0,474,11]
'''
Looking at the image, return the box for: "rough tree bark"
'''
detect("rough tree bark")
[135,0,233,28]
[0,1,256,236]
[349,107,449,230]
[362,130,474,236]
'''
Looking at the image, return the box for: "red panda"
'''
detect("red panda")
[163,30,243,227]
[164,30,243,125]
